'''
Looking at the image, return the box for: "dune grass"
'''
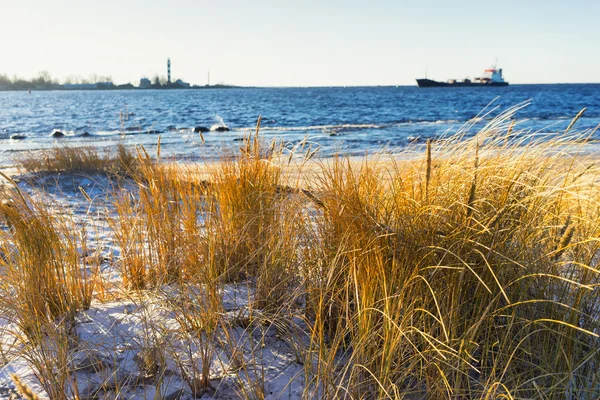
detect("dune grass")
[0,184,95,329]
[0,181,97,399]
[16,143,138,176]
[1,110,600,398]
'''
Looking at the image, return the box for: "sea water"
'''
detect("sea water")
[0,84,599,166]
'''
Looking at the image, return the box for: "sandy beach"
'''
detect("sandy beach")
[0,121,598,399]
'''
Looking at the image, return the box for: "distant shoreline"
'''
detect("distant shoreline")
[2,82,600,92]
[0,84,244,92]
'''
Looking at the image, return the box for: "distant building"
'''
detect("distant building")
[174,79,190,88]
[139,78,151,89]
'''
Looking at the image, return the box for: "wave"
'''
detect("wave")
[228,115,599,135]
[238,123,385,133]
[230,119,468,133]
[87,120,469,138]
[530,115,600,121]
[93,129,162,136]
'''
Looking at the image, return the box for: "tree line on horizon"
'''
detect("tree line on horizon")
[0,71,115,90]
[0,71,172,90]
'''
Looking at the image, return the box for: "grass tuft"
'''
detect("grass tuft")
[17,143,138,177]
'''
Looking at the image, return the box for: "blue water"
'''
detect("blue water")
[0,85,599,165]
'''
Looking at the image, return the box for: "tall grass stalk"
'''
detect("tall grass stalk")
[0,185,94,399]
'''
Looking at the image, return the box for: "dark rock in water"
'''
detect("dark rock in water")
[146,129,162,134]
[79,132,91,137]
[212,126,230,132]
[51,130,65,138]
[233,137,244,141]
[167,125,177,131]
[124,126,140,132]
[194,126,210,133]
[10,134,26,140]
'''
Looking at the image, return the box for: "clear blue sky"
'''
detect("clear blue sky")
[1,0,599,86]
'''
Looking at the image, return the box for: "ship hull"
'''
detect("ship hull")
[416,79,509,87]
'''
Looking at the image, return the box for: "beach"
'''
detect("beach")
[0,112,599,399]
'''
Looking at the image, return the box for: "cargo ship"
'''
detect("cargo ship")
[416,66,508,87]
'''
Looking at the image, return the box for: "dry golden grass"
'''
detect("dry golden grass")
[0,179,96,399]
[0,186,95,330]
[17,143,138,176]
[111,111,600,398]
[298,110,600,398]
[2,110,600,399]
[111,148,208,289]
[11,374,41,400]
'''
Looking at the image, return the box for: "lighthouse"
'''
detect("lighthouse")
[167,58,171,85]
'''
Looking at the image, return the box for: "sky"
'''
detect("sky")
[1,0,599,86]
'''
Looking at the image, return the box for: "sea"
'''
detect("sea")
[1,84,599,166]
